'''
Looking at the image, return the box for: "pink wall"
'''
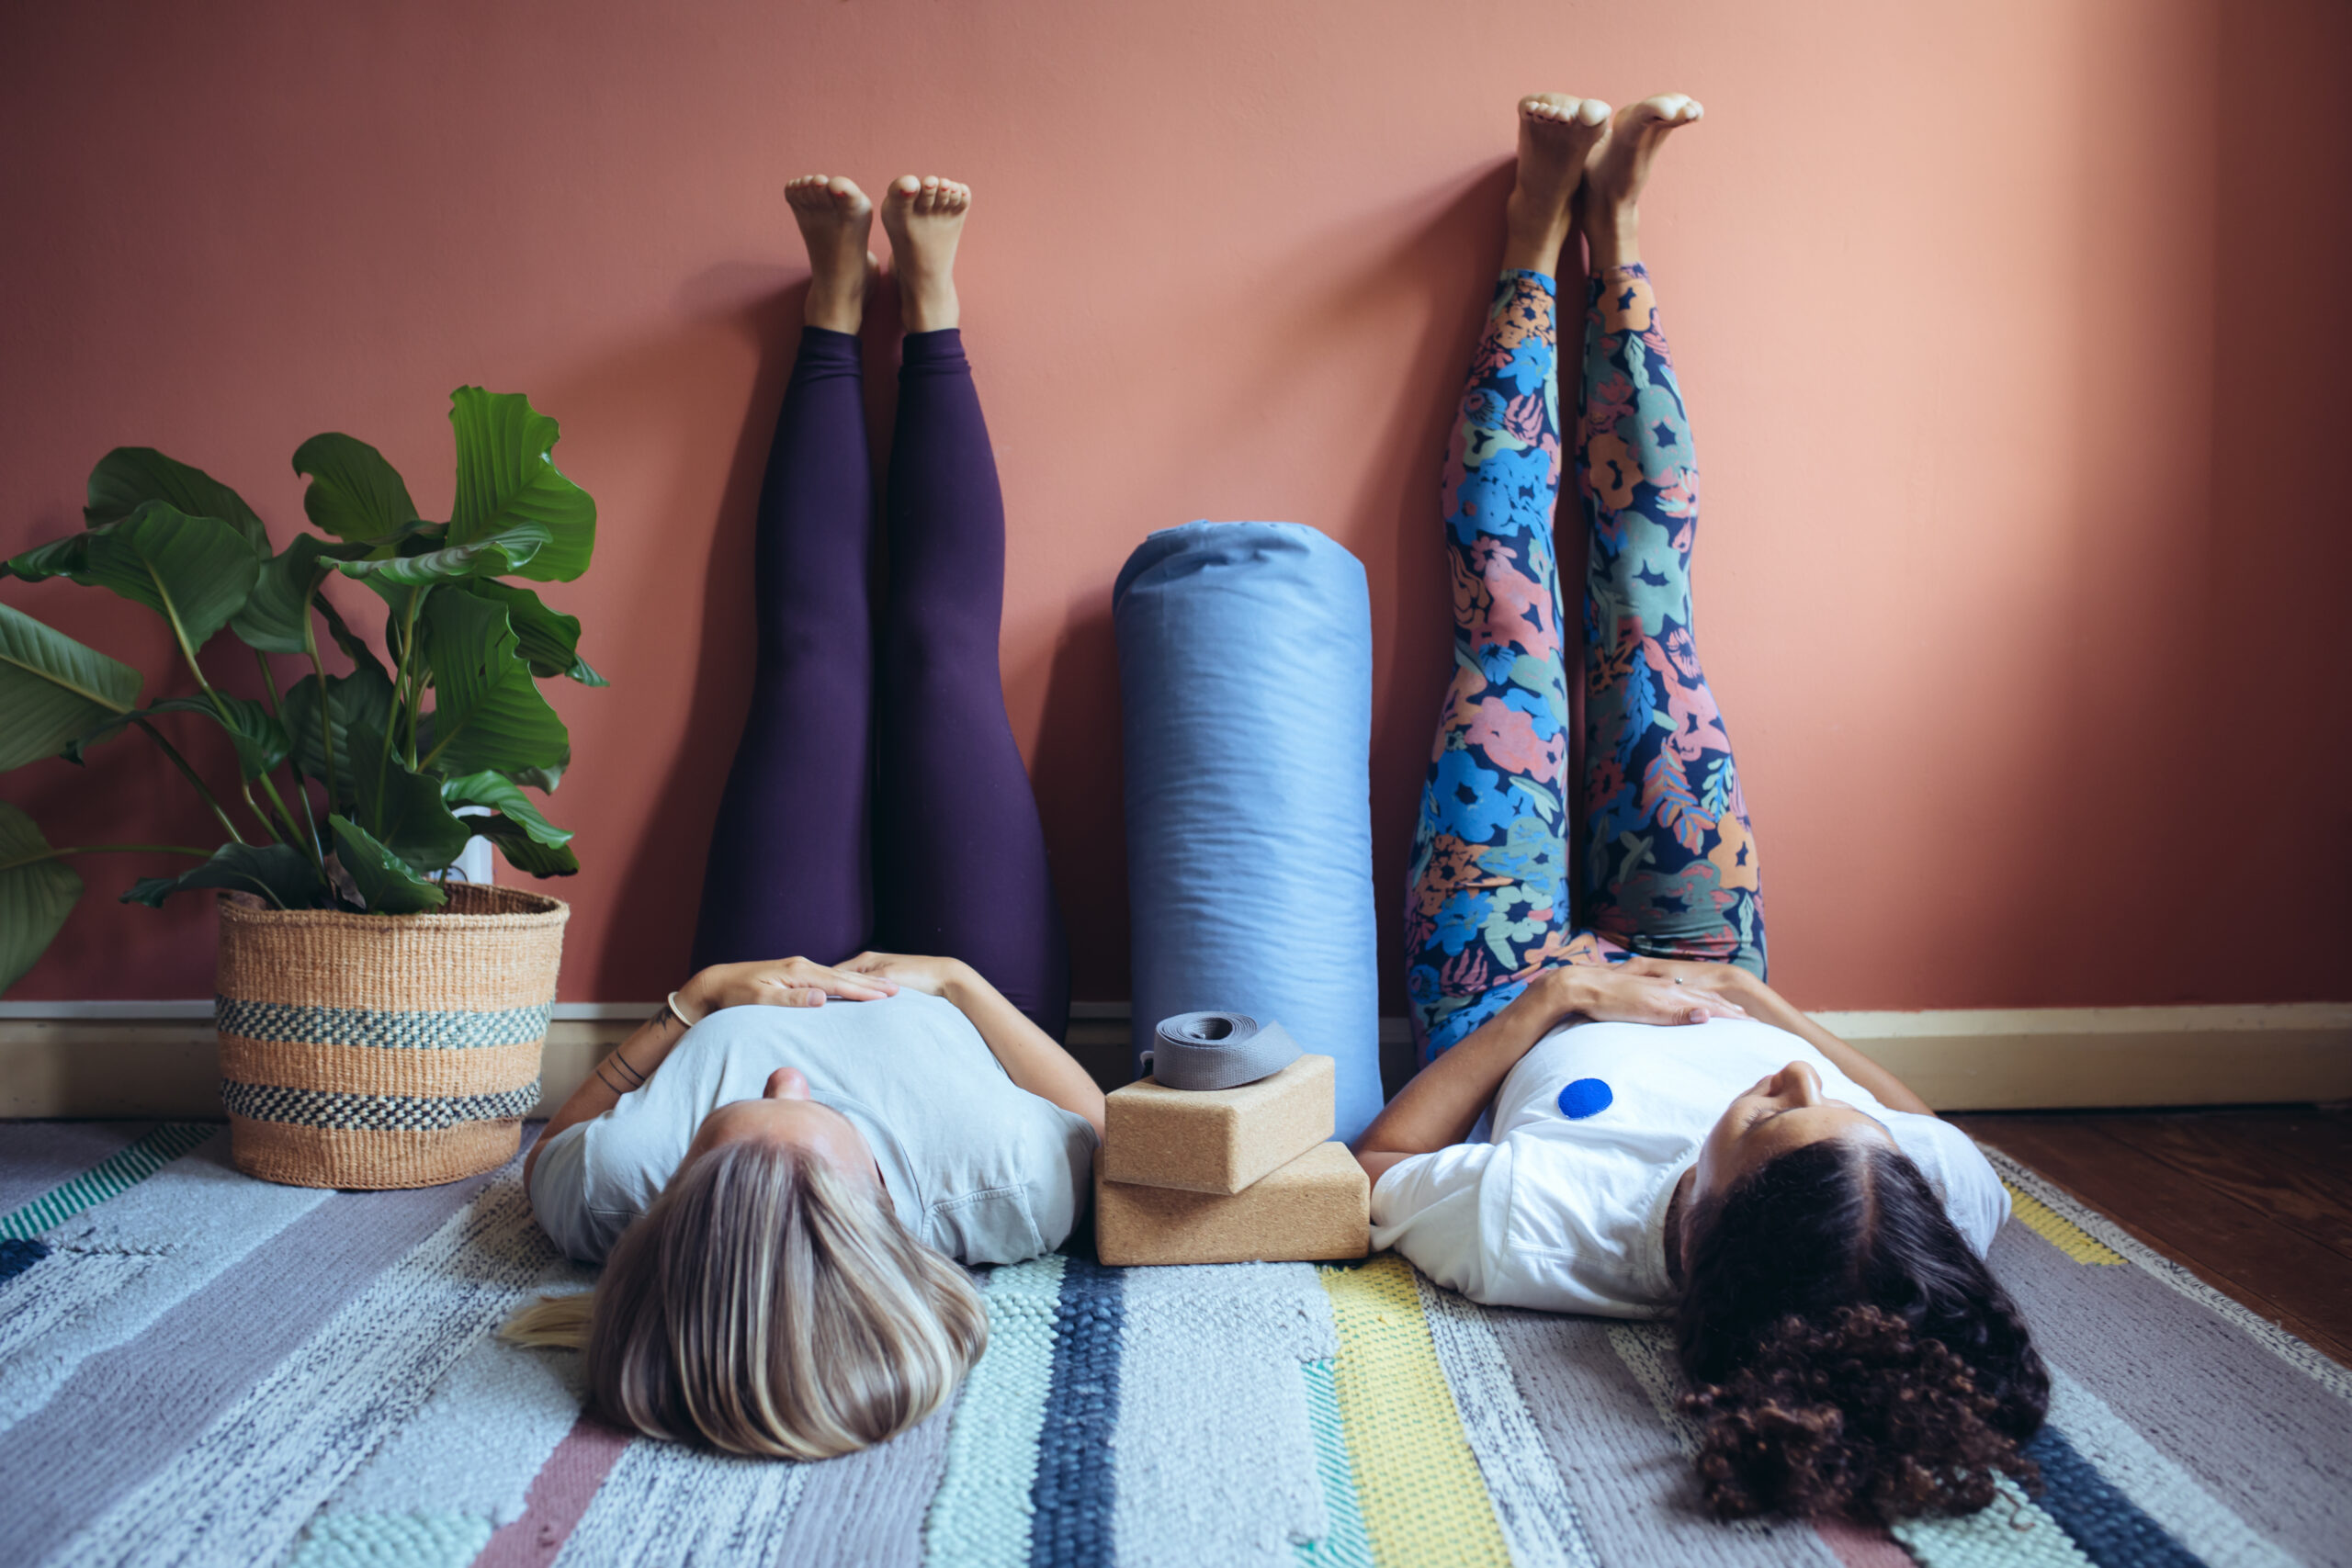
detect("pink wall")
[3,0,2346,1011]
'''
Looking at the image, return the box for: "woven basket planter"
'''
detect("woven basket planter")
[214,884,571,1190]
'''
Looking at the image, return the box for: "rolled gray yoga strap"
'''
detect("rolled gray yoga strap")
[1142,1012,1302,1091]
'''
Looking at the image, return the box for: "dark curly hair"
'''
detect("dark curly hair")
[1673,1139,2048,1522]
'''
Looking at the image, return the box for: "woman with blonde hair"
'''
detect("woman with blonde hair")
[508,171,1103,1461]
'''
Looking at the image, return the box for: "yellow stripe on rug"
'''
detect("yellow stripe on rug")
[2004,1182,2125,1265]
[1317,1255,1510,1568]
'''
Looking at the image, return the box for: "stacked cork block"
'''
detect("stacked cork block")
[1095,1053,1370,1265]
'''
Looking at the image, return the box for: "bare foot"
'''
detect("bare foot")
[879,175,970,333]
[785,175,876,333]
[1503,95,1612,275]
[1578,94,1702,271]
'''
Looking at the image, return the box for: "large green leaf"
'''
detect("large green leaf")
[335,521,550,589]
[470,813,580,877]
[441,770,571,845]
[415,589,569,777]
[85,447,269,556]
[358,755,473,873]
[282,663,396,804]
[66,693,288,780]
[0,604,140,772]
[231,534,373,654]
[0,802,82,994]
[458,580,605,685]
[291,433,419,543]
[447,388,594,582]
[5,533,95,584]
[80,502,261,652]
[328,815,446,912]
[120,840,326,911]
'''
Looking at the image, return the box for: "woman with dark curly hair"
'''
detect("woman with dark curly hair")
[1354,91,2047,1523]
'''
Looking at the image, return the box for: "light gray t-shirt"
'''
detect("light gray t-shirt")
[528,991,1097,1266]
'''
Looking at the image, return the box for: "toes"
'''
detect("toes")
[1632,93,1702,129]
[890,175,922,201]
[1521,94,1611,134]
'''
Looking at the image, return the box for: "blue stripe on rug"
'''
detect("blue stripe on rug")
[2028,1425,2203,1568]
[1295,1359,1374,1568]
[0,1236,51,1287]
[923,1255,1066,1565]
[0,1122,214,1240]
[0,1122,152,1215]
[1029,1258,1123,1568]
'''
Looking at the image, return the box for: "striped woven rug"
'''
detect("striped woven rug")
[0,1123,2344,1568]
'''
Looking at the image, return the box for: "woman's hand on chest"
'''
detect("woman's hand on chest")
[1548,960,1751,1029]
[680,957,902,1017]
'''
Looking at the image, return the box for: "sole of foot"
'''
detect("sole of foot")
[1583,94,1702,220]
[1504,95,1612,273]
[785,175,876,333]
[879,175,970,334]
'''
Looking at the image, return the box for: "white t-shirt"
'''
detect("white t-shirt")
[529,991,1097,1266]
[1370,1016,2007,1318]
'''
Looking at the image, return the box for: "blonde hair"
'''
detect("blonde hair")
[503,1140,988,1459]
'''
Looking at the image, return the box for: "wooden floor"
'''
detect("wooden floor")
[1954,1105,2352,1366]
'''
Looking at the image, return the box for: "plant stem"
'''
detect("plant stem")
[0,843,213,874]
[249,647,281,716]
[250,643,323,850]
[377,588,422,832]
[252,773,312,858]
[162,600,315,864]
[401,588,424,769]
[133,717,247,846]
[301,600,340,812]
[141,573,292,848]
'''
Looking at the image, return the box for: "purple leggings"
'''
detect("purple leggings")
[690,327,1070,1040]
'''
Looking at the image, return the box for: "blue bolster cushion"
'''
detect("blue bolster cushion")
[1113,521,1384,1143]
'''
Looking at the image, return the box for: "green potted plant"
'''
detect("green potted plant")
[0,389,602,1188]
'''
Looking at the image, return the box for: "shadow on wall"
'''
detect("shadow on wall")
[1023,164,1552,1042]
[1025,595,1122,999]
[561,161,1568,1034]
[544,268,808,998]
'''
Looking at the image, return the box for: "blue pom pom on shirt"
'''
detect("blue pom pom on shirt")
[1556,1077,1612,1119]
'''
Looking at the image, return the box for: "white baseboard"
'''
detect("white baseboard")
[0,1001,2344,1120]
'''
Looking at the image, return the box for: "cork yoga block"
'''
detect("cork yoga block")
[1094,1141,1370,1266]
[1101,1053,1335,1195]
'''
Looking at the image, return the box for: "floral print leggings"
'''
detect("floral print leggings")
[1406,264,1766,1061]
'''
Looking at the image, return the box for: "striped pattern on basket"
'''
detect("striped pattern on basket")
[220,1080,543,1132]
[213,998,553,1050]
